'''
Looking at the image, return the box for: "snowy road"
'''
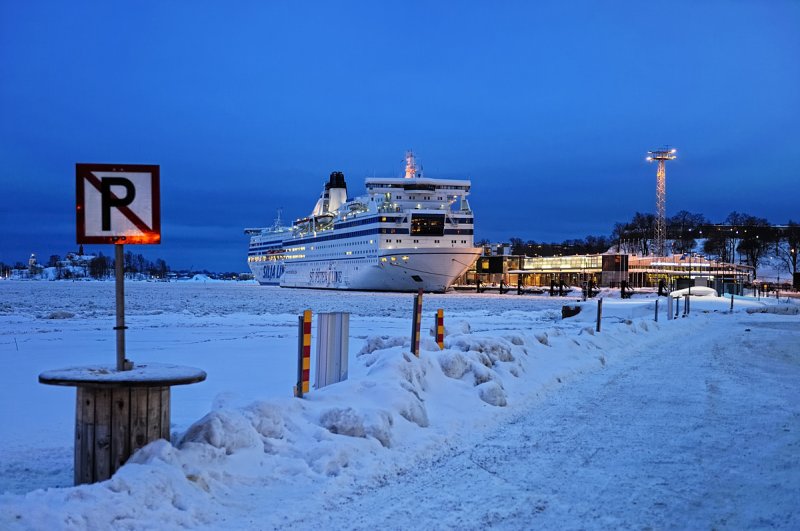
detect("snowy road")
[283,315,800,530]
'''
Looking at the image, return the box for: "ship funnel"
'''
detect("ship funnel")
[311,171,348,216]
[326,171,347,212]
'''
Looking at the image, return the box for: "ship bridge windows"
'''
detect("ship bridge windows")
[411,213,445,237]
[403,183,436,191]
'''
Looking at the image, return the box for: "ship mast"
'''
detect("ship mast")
[404,150,417,179]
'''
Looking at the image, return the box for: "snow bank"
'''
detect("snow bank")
[746,304,800,315]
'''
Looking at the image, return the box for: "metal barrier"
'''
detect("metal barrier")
[315,312,350,389]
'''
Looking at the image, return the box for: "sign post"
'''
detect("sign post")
[114,244,128,370]
[76,163,161,370]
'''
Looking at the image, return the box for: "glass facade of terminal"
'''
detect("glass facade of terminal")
[463,252,752,294]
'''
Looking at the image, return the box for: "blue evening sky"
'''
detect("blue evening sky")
[2,1,798,271]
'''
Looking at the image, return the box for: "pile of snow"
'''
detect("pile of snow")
[186,274,223,283]
[669,286,718,298]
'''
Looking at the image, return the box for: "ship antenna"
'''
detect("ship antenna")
[404,150,417,179]
[274,208,283,229]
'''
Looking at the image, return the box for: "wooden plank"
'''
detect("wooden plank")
[146,387,161,442]
[93,388,112,482]
[76,387,96,485]
[129,387,149,454]
[110,388,130,473]
[160,387,171,441]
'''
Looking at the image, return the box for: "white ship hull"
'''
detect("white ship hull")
[278,248,481,292]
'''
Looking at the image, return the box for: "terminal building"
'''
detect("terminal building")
[459,244,753,295]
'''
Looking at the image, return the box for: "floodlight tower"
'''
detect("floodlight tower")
[646,147,677,257]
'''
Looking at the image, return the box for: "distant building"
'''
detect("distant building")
[458,245,753,295]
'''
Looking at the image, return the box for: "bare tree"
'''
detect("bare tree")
[776,220,799,282]
[668,211,708,254]
[726,212,771,278]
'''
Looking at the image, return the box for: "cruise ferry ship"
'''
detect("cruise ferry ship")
[245,152,481,292]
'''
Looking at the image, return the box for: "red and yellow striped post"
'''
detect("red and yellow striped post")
[410,289,423,357]
[435,308,444,350]
[295,309,312,397]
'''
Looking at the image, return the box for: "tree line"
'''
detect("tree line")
[0,251,170,280]
[506,210,799,280]
[81,251,170,280]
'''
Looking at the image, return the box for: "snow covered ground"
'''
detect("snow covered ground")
[0,281,798,529]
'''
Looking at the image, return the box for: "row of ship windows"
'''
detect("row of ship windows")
[284,227,475,246]
[333,215,474,230]
[381,228,474,235]
[250,255,304,262]
[290,227,379,246]
[312,239,372,250]
[393,195,444,201]
[391,239,470,244]
[366,184,468,190]
[334,216,401,229]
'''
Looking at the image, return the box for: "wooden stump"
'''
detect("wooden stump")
[74,386,171,484]
[40,363,205,485]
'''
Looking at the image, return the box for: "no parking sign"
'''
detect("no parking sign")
[76,163,160,244]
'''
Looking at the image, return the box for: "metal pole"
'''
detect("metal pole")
[596,298,603,333]
[114,243,127,371]
[730,293,734,313]
[667,294,673,320]
[654,299,659,322]
[295,310,312,397]
[436,309,444,350]
[295,315,303,397]
[410,289,423,357]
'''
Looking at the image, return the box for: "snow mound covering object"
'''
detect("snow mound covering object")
[670,286,718,298]
[186,274,223,283]
[319,407,394,448]
[358,336,407,355]
[432,334,530,406]
[429,319,471,337]
[477,381,507,407]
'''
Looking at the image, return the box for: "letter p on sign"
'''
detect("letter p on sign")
[76,163,161,244]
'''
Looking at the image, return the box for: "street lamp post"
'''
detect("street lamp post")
[680,253,692,296]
